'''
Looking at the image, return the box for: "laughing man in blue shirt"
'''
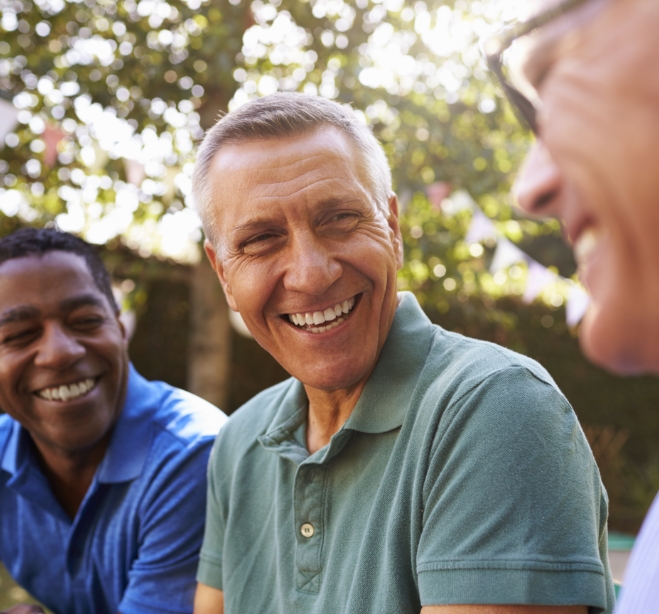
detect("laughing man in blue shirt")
[0,228,226,614]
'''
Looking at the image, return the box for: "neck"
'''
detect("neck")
[304,378,369,454]
[33,436,110,519]
[303,293,403,453]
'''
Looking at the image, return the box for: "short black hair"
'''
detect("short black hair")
[0,228,119,312]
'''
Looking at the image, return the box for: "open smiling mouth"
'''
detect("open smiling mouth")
[285,294,359,334]
[34,377,99,402]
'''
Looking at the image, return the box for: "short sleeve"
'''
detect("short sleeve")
[196,436,226,590]
[118,439,214,614]
[417,366,611,612]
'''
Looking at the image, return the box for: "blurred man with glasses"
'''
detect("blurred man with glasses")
[483,0,659,610]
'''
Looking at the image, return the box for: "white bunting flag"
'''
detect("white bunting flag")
[0,97,19,145]
[522,260,558,304]
[490,238,527,273]
[124,159,146,187]
[465,209,497,245]
[566,283,591,327]
[441,189,476,216]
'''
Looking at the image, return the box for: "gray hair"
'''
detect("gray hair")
[192,93,393,245]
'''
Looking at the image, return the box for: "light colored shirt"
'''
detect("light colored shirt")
[198,292,614,613]
[615,491,659,613]
[0,365,227,614]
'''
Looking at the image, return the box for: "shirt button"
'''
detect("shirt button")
[300,523,315,538]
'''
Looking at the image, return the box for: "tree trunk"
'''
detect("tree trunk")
[187,256,232,411]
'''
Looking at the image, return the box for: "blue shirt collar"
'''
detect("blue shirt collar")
[96,364,156,483]
[0,418,26,476]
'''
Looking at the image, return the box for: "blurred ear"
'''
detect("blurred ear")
[117,316,127,341]
[386,194,404,270]
[204,240,238,311]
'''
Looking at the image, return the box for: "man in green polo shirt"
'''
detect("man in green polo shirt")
[190,93,614,614]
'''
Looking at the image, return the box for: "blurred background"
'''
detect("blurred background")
[1,0,658,604]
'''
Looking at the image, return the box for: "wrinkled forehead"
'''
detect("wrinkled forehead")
[209,128,369,208]
[211,126,359,177]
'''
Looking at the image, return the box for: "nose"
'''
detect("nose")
[34,322,86,369]
[513,140,562,217]
[282,231,342,296]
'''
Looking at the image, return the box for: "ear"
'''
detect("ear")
[204,240,239,311]
[386,194,404,270]
[117,315,128,344]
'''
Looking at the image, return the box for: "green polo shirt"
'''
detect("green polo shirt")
[198,292,614,613]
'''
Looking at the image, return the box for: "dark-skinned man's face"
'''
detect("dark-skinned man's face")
[0,251,129,457]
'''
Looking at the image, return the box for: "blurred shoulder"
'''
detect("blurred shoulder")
[143,377,228,447]
[427,324,562,397]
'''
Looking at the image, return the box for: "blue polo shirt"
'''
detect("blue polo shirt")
[0,365,226,614]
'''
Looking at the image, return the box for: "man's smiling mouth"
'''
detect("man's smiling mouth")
[286,295,357,334]
[35,377,98,402]
[573,226,602,268]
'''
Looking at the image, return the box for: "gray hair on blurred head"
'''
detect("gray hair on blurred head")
[192,92,393,247]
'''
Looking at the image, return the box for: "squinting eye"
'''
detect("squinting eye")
[73,317,104,327]
[241,232,284,255]
[245,233,277,245]
[329,212,358,223]
[2,329,38,345]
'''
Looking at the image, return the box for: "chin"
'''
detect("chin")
[580,303,659,376]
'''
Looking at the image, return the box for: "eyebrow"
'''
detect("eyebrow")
[0,306,41,328]
[231,197,363,237]
[519,35,558,89]
[59,294,108,313]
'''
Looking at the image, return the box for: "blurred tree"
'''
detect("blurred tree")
[0,0,540,406]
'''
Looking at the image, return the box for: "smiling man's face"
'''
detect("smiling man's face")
[204,126,403,393]
[514,0,659,374]
[0,251,129,458]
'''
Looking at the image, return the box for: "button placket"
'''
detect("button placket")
[293,463,327,594]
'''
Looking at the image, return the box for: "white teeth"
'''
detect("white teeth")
[37,378,96,402]
[574,227,601,267]
[287,296,358,332]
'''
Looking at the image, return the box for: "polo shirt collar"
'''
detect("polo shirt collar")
[96,363,156,483]
[0,418,27,477]
[343,292,434,434]
[259,292,434,459]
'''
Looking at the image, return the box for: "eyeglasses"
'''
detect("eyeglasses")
[481,0,593,134]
